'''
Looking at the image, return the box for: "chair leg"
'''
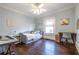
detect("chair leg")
[5,43,15,55]
[65,39,68,44]
[65,39,71,48]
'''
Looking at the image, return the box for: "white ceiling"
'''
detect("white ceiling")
[0,3,76,19]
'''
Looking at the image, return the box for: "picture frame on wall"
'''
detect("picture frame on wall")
[6,17,14,27]
[61,18,70,25]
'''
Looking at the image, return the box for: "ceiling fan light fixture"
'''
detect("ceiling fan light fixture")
[31,3,46,15]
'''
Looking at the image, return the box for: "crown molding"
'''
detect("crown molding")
[37,5,76,19]
[0,5,26,15]
[0,5,36,19]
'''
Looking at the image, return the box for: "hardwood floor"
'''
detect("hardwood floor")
[15,39,78,55]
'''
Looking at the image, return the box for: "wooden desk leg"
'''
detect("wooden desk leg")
[4,43,15,55]
[6,44,11,54]
[59,33,63,43]
[71,34,76,44]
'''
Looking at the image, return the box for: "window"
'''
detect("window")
[45,19,55,33]
[46,26,54,33]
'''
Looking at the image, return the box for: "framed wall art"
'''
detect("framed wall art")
[61,18,70,25]
[6,17,15,27]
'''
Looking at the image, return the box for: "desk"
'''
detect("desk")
[58,32,76,44]
[0,37,18,54]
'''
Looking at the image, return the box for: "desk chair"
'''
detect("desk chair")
[62,32,72,47]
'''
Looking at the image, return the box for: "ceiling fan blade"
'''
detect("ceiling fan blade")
[32,4,37,8]
[38,4,44,8]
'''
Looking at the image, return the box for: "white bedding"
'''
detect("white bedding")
[23,33,42,40]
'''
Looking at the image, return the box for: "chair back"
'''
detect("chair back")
[62,32,71,39]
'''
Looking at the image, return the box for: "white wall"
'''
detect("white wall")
[0,7,35,35]
[75,4,79,53]
[34,7,75,40]
[55,7,75,34]
[0,4,76,37]
[35,7,76,34]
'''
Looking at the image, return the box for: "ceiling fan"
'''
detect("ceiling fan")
[31,3,46,15]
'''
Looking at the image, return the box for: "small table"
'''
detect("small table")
[58,32,76,44]
[0,37,18,54]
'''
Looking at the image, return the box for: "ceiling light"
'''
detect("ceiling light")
[31,3,46,15]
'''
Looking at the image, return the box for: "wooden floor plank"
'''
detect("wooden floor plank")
[14,39,78,55]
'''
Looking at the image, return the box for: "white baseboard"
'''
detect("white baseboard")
[43,35,55,40]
